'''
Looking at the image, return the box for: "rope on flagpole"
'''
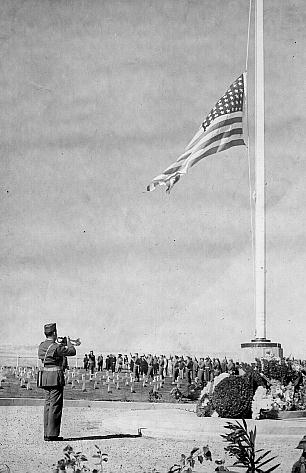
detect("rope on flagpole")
[245,0,256,320]
[245,0,252,72]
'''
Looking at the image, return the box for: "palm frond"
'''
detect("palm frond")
[255,451,272,464]
[221,420,280,473]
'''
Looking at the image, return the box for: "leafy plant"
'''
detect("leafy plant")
[92,445,108,472]
[221,419,280,472]
[51,445,108,473]
[52,445,89,472]
[167,446,212,473]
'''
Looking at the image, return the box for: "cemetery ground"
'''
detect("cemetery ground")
[0,367,193,403]
[0,367,305,472]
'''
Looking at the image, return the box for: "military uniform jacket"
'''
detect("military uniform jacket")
[38,340,76,387]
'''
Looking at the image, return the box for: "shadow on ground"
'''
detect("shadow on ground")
[63,431,143,441]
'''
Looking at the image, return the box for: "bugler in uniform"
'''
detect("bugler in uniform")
[38,322,76,441]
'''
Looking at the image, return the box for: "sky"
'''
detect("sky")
[1,0,306,358]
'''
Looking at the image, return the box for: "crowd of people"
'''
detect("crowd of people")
[81,352,306,397]
[82,352,248,384]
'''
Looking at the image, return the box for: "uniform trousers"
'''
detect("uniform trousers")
[204,368,210,382]
[172,368,179,382]
[198,369,204,384]
[44,386,64,437]
[187,369,192,384]
[133,365,140,381]
[147,366,154,379]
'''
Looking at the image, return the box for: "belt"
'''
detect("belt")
[43,366,62,371]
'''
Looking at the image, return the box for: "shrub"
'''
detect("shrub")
[261,358,295,384]
[240,364,267,390]
[264,359,283,381]
[212,375,253,418]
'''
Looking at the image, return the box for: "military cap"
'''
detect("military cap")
[44,322,57,335]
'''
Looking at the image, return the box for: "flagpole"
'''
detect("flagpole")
[241,0,283,361]
[254,0,266,340]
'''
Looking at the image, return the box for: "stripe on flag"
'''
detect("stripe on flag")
[147,73,247,193]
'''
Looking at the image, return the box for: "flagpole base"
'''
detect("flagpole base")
[240,339,283,363]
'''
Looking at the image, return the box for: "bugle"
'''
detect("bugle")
[57,336,81,346]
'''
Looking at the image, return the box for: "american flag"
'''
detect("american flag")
[147,73,246,193]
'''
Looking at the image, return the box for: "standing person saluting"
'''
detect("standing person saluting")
[38,323,76,441]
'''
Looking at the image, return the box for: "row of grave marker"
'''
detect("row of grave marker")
[0,366,37,391]
[0,366,184,394]
[66,372,169,393]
